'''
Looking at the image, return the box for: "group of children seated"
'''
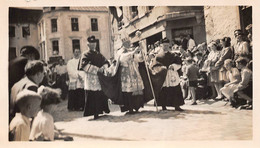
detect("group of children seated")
[9,86,71,141]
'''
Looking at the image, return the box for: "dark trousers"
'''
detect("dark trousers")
[68,89,85,111]
[83,90,110,117]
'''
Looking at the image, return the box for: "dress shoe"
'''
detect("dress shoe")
[175,107,184,111]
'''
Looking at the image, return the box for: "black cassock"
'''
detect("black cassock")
[78,49,110,117]
[155,51,184,107]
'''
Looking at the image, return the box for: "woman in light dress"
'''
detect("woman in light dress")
[220,59,241,103]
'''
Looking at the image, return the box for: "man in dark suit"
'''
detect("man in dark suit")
[179,34,188,51]
[9,46,40,91]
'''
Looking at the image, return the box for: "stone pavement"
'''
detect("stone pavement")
[53,99,252,141]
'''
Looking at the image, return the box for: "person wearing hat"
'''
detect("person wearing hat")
[117,38,145,114]
[155,37,184,111]
[233,29,250,61]
[78,35,110,119]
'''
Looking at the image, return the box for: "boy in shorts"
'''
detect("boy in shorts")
[185,57,200,105]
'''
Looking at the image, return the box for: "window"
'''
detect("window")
[91,18,98,31]
[52,40,59,53]
[171,27,193,42]
[51,19,57,32]
[22,26,30,37]
[72,39,80,51]
[51,7,55,11]
[71,18,79,31]
[9,26,15,37]
[148,6,154,11]
[131,6,138,19]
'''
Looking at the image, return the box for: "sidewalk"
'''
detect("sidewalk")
[53,99,252,141]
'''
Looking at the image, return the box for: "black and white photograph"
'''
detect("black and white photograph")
[1,0,260,147]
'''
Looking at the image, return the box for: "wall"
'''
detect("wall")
[204,6,240,45]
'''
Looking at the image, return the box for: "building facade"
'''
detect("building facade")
[110,6,252,55]
[38,7,112,62]
[109,6,207,55]
[9,7,112,63]
[9,8,42,60]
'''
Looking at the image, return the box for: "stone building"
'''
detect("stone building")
[9,7,112,63]
[204,6,252,46]
[38,7,112,62]
[109,6,207,54]
[109,6,252,55]
[9,8,42,60]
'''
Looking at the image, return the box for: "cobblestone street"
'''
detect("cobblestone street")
[53,99,252,141]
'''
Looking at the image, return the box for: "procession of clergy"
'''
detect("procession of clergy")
[9,27,252,140]
[67,30,252,120]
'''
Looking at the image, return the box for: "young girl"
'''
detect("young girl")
[29,86,61,141]
[220,59,241,103]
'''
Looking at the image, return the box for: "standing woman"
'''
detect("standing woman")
[118,39,144,114]
[214,37,233,99]
[207,42,221,100]
[78,36,110,119]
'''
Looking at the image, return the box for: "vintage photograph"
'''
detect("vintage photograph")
[8,6,252,141]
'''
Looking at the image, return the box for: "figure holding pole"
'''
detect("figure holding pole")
[135,30,159,112]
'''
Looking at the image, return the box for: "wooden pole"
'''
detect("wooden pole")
[139,40,159,112]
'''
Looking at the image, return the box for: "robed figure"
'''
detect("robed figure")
[78,36,110,120]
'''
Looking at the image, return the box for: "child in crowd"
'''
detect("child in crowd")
[29,86,61,141]
[234,57,252,109]
[185,57,200,105]
[220,59,241,104]
[9,90,42,141]
[194,52,208,100]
